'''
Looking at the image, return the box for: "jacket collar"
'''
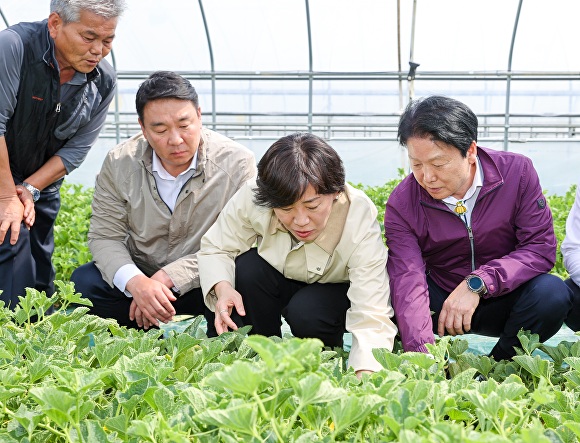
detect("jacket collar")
[268,187,350,255]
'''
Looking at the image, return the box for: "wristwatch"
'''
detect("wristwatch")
[21,182,40,202]
[465,274,487,297]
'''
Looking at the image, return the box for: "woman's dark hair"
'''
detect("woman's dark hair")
[253,133,345,208]
[398,95,478,157]
[135,71,199,122]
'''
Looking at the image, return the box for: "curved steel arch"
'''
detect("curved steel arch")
[198,0,216,129]
[504,0,524,150]
[0,7,9,27]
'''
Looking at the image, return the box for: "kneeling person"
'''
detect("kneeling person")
[198,132,397,377]
[71,71,256,330]
[385,95,572,360]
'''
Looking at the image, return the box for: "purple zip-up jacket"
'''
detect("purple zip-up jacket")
[384,147,556,353]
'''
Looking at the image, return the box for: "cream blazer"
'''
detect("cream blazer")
[199,181,396,372]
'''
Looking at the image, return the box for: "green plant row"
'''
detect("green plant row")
[53,176,577,282]
[0,286,580,442]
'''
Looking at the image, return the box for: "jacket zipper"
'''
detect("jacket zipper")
[467,225,475,271]
[420,201,477,271]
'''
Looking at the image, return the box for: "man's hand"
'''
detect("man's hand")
[15,184,36,228]
[213,281,246,334]
[437,280,480,337]
[0,194,25,245]
[126,271,177,329]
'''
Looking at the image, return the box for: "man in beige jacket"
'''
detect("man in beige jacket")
[71,71,256,330]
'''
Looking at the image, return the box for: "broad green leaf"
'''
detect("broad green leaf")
[447,407,473,422]
[104,414,129,437]
[328,393,384,434]
[513,354,552,379]
[179,387,213,414]
[0,386,27,402]
[531,378,556,405]
[372,348,402,370]
[298,404,330,430]
[245,336,323,375]
[517,330,542,355]
[195,399,258,435]
[564,356,580,371]
[449,367,478,391]
[29,387,76,427]
[93,339,129,367]
[70,420,109,443]
[289,373,345,406]
[495,375,528,400]
[565,421,580,438]
[127,419,156,440]
[204,360,265,395]
[458,353,494,377]
[12,404,43,437]
[143,384,175,417]
[401,352,438,371]
[448,338,469,359]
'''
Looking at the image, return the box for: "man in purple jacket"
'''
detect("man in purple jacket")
[384,95,572,360]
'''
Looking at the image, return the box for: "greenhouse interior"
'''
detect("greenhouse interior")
[2,1,580,441]
[2,0,579,193]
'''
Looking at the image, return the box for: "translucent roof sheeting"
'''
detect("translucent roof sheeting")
[1,0,579,193]
[3,1,579,73]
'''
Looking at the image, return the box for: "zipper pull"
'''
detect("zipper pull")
[55,103,61,113]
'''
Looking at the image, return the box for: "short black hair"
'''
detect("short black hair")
[135,71,199,122]
[398,95,478,157]
[253,132,345,208]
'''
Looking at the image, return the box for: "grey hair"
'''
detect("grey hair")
[50,0,127,23]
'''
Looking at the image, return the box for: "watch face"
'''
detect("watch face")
[468,276,483,291]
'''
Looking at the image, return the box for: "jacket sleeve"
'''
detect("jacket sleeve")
[475,158,557,296]
[562,181,580,287]
[384,191,435,353]
[345,208,397,372]
[0,29,22,136]
[55,82,116,174]
[198,183,260,310]
[87,153,135,287]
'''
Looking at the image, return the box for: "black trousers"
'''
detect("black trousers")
[428,274,573,360]
[71,261,215,333]
[225,248,351,347]
[0,185,60,308]
[564,278,580,331]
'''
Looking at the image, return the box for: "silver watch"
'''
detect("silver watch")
[465,274,487,297]
[21,182,40,202]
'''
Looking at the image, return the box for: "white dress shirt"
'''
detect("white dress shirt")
[113,150,198,296]
[442,157,484,227]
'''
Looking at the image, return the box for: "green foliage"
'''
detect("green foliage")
[53,183,94,282]
[2,289,580,442]
[40,177,578,441]
[548,184,577,279]
[351,168,407,228]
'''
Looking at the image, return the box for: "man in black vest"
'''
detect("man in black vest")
[0,0,126,307]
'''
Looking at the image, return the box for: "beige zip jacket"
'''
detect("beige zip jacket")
[88,128,256,294]
[199,181,396,372]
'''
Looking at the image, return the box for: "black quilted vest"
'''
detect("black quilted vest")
[5,20,115,183]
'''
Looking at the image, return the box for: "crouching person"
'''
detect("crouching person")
[71,71,256,331]
[198,132,397,377]
[385,95,572,360]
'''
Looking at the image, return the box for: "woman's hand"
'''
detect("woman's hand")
[213,281,246,334]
